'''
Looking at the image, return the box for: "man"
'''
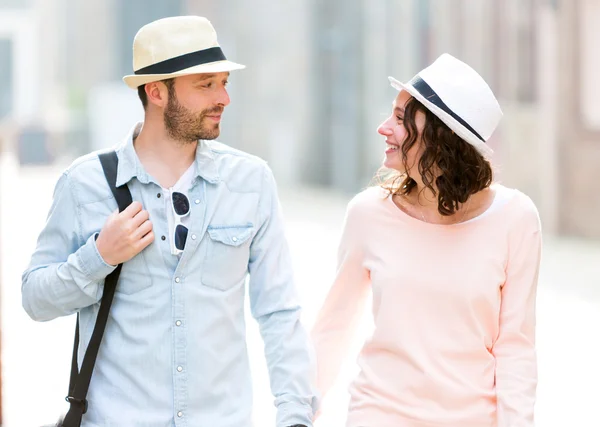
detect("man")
[22,16,316,427]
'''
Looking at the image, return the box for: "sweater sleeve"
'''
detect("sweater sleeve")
[493,198,542,427]
[310,196,371,406]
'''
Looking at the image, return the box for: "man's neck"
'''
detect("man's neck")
[133,121,197,189]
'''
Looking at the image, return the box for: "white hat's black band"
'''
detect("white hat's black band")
[410,76,485,142]
[134,46,227,75]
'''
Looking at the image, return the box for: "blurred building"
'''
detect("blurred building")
[0,0,598,238]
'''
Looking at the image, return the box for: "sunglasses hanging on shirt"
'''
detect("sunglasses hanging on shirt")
[172,191,190,251]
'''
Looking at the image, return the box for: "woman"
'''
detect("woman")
[311,54,541,427]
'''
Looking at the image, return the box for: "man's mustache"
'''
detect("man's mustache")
[204,107,224,115]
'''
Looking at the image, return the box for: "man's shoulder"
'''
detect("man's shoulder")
[63,151,98,171]
[205,140,266,167]
[59,149,116,204]
[204,140,271,192]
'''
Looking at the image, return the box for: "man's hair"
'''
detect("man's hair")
[378,97,493,216]
[137,79,175,109]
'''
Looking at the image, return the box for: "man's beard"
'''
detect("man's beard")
[163,92,224,143]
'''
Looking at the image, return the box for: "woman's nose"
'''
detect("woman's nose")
[377,117,394,136]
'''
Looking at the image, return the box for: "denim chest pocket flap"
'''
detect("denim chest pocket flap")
[202,224,254,291]
[206,225,253,246]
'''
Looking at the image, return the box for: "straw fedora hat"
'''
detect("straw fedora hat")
[388,54,502,158]
[123,16,245,89]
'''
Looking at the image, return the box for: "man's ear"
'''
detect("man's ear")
[145,81,170,108]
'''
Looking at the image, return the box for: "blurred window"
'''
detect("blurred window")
[579,0,600,130]
[0,38,12,120]
[0,0,32,8]
[515,0,537,103]
[416,0,432,68]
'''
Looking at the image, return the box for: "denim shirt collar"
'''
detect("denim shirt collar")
[115,122,220,188]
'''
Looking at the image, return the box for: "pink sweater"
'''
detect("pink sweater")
[311,185,541,427]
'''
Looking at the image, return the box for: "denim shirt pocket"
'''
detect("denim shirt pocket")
[202,224,254,291]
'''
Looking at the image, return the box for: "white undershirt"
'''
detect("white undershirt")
[162,163,196,255]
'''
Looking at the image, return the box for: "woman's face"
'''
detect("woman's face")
[377,90,426,173]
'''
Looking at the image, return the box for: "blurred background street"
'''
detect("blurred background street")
[1,0,600,426]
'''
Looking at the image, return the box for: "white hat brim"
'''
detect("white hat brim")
[388,76,493,158]
[123,60,246,89]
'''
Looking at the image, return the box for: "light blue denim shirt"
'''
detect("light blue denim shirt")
[22,123,318,427]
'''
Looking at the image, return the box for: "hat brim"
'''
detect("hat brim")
[123,60,246,89]
[388,76,493,159]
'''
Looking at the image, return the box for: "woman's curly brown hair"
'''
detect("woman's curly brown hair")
[379,97,493,216]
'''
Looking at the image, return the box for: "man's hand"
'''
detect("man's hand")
[96,201,154,266]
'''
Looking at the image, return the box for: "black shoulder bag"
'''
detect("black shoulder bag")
[56,151,132,427]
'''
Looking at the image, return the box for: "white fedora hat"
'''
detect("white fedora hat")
[388,53,502,158]
[123,16,245,89]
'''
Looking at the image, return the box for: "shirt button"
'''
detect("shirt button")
[157,193,161,198]
[175,277,180,283]
[232,237,238,242]
[194,199,200,204]
[177,411,183,417]
[177,366,183,372]
[191,234,197,240]
[175,320,182,326]
[161,235,166,241]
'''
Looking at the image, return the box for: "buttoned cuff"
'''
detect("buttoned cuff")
[276,402,314,427]
[76,233,117,281]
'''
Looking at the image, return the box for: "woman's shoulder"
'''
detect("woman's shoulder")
[342,185,390,223]
[493,183,541,231]
[347,185,389,210]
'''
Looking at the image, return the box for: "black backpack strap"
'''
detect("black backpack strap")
[62,151,132,426]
